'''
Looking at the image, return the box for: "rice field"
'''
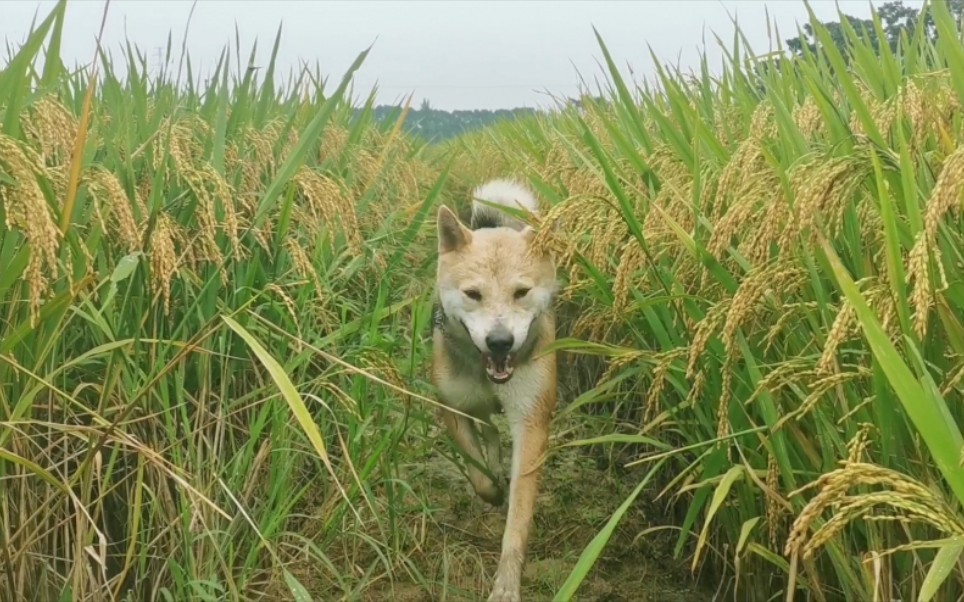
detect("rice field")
[6,0,964,600]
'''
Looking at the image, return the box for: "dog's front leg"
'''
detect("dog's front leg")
[439,407,505,506]
[488,376,554,602]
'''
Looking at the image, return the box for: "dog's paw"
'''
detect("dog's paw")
[477,481,505,507]
[486,582,521,602]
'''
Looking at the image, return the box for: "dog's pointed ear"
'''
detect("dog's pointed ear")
[437,206,472,253]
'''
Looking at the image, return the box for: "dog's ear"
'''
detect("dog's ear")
[437,206,472,253]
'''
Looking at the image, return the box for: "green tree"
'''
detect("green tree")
[786,0,964,58]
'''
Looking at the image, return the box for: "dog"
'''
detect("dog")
[431,179,559,602]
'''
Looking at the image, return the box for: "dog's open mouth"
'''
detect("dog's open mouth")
[483,353,515,384]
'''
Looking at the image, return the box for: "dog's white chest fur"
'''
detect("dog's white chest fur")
[492,364,545,423]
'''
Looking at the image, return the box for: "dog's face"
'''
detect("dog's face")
[435,206,557,384]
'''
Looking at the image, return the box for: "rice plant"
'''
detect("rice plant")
[455,1,964,599]
[0,2,456,600]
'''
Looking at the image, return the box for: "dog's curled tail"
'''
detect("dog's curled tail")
[470,178,539,231]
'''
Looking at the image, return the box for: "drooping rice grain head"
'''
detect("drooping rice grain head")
[717,360,733,441]
[743,190,792,267]
[149,212,179,315]
[898,75,962,152]
[803,491,964,560]
[685,368,707,408]
[818,299,857,375]
[780,153,870,253]
[85,166,142,253]
[792,368,870,425]
[293,166,363,255]
[282,235,334,327]
[686,298,731,381]
[644,348,686,422]
[900,79,929,149]
[642,145,696,250]
[0,135,62,324]
[793,98,824,139]
[850,87,896,141]
[529,189,622,291]
[714,104,747,149]
[713,101,775,221]
[227,124,279,199]
[753,359,817,407]
[847,422,876,464]
[715,263,807,437]
[855,192,886,253]
[907,143,964,338]
[611,239,646,316]
[720,263,808,360]
[571,307,620,344]
[358,348,408,397]
[163,117,245,271]
[785,462,964,561]
[708,170,781,264]
[763,301,819,354]
[319,125,349,164]
[22,95,79,166]
[266,282,300,338]
[349,149,384,198]
[539,139,576,182]
[285,237,316,284]
[867,279,900,340]
[818,275,900,375]
[940,359,964,397]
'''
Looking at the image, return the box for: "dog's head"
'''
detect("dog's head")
[435,205,557,384]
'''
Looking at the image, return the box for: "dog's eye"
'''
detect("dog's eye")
[514,287,531,300]
[463,289,482,301]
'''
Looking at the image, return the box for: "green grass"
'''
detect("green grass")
[0,3,450,599]
[6,0,964,601]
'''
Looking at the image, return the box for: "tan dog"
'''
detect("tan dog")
[431,179,558,602]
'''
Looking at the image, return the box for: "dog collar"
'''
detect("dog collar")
[434,302,474,340]
[433,302,447,332]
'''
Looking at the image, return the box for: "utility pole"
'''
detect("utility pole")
[153,46,164,77]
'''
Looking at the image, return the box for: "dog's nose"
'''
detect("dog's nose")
[485,330,514,356]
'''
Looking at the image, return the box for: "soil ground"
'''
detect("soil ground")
[284,369,716,601]
[357,411,717,602]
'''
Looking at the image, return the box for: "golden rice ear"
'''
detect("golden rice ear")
[437,205,472,253]
[520,224,557,264]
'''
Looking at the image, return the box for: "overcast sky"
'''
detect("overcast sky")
[3,0,925,110]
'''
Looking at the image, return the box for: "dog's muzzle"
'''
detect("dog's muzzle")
[483,353,515,384]
[483,328,515,384]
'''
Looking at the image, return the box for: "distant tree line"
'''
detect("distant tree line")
[785,0,964,58]
[365,100,539,143]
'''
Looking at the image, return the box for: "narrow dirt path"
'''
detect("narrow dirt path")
[367,414,715,602]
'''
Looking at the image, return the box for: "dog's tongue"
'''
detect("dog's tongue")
[484,354,514,382]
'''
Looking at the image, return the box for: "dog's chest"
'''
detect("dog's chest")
[492,366,544,421]
[436,365,545,422]
[437,374,501,416]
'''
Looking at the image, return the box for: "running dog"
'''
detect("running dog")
[431,179,558,602]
